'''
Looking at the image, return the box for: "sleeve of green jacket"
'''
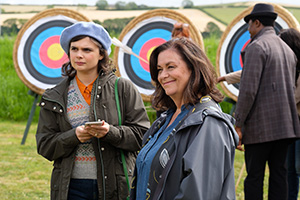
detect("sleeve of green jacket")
[36,96,80,161]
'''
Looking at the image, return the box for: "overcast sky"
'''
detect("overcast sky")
[1,0,300,7]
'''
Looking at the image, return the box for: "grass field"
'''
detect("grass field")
[0,120,280,199]
[203,6,300,25]
[0,121,249,199]
[0,121,52,199]
[287,7,300,23]
[202,7,246,25]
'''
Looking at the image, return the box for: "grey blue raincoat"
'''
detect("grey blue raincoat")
[130,97,238,200]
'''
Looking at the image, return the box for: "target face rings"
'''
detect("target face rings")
[216,4,300,101]
[114,9,203,101]
[13,8,90,95]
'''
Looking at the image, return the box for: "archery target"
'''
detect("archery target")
[114,9,203,102]
[13,8,90,95]
[217,4,300,102]
[120,17,174,93]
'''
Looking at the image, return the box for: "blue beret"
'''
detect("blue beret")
[60,21,112,55]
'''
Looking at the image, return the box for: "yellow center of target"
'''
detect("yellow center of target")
[147,46,157,61]
[47,44,65,61]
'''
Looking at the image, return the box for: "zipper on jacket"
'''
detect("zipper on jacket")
[93,72,106,200]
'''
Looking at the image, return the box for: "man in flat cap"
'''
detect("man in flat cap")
[234,3,300,200]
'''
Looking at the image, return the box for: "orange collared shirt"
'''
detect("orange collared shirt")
[76,75,97,105]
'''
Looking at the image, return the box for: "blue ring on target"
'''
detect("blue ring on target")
[231,31,250,72]
[23,20,73,84]
[124,21,173,89]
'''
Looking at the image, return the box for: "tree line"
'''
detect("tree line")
[95,0,194,10]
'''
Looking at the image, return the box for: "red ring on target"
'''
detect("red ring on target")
[39,35,68,69]
[139,38,166,72]
[239,40,250,68]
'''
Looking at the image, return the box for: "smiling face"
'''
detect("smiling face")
[69,37,103,77]
[157,49,191,106]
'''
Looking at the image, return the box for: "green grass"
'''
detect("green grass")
[0,121,52,199]
[202,7,246,25]
[286,7,300,23]
[0,120,277,199]
[202,6,300,25]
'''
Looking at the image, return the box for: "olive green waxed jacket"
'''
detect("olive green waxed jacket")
[36,71,150,200]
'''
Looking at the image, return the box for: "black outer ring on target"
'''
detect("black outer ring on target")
[124,21,173,89]
[24,20,72,85]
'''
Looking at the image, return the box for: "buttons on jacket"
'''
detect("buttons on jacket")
[101,147,105,151]
[40,100,64,114]
[98,86,101,90]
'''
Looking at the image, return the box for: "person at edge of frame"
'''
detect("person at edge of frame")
[233,3,300,200]
[218,27,300,200]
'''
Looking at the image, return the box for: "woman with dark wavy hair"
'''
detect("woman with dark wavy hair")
[130,37,239,200]
[279,28,300,200]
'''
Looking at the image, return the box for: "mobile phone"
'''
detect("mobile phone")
[85,121,103,126]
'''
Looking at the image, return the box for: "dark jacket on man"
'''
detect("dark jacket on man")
[235,27,300,144]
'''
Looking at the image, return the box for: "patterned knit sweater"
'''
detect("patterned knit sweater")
[67,79,97,179]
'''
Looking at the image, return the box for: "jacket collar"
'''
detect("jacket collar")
[241,26,275,61]
[250,26,275,42]
[42,71,115,104]
[42,77,70,102]
[143,98,238,147]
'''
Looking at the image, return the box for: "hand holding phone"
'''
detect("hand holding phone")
[84,120,109,138]
[85,121,104,127]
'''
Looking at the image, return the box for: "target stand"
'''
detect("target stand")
[13,8,90,144]
[216,3,300,112]
[114,9,203,102]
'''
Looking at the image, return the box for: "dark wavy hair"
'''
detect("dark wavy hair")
[61,35,112,78]
[149,37,223,111]
[279,28,300,83]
